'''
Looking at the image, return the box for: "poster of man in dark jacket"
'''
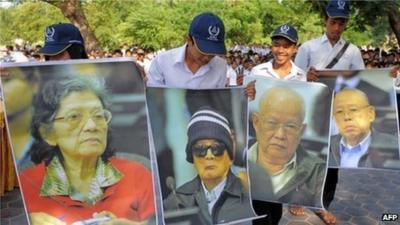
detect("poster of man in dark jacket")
[146,87,257,225]
[247,77,330,208]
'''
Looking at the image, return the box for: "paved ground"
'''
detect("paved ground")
[279,169,400,225]
[1,188,28,225]
[1,169,399,225]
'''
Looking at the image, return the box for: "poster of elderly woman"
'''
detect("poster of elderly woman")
[1,59,156,225]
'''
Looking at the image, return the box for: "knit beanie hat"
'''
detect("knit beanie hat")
[185,107,233,163]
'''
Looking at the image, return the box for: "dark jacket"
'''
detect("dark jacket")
[163,170,255,225]
[329,130,399,169]
[249,144,326,207]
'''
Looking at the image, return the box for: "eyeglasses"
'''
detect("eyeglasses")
[262,119,302,135]
[54,109,112,127]
[333,105,370,118]
[192,141,226,158]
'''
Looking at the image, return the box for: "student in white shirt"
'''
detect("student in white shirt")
[251,24,306,82]
[147,12,227,89]
[293,1,363,224]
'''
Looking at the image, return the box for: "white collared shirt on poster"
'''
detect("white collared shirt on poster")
[248,143,297,194]
[339,131,372,168]
[201,178,227,214]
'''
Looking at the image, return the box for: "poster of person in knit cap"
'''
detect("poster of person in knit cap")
[246,76,330,209]
[146,87,257,225]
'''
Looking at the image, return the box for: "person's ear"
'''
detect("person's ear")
[187,35,193,46]
[252,112,261,133]
[299,123,307,137]
[368,106,376,123]
[39,125,57,146]
[293,44,298,54]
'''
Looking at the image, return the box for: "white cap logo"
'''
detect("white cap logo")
[207,26,220,41]
[280,25,290,34]
[338,0,346,10]
[45,27,55,42]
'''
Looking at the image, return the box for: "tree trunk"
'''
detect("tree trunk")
[44,0,102,54]
[388,1,400,47]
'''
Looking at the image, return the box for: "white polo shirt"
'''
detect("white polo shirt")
[147,44,227,88]
[226,65,237,86]
[250,60,306,81]
[294,34,365,71]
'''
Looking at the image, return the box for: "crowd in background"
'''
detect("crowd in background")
[1,42,399,74]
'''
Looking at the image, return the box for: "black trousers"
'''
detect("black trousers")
[322,168,339,209]
[252,200,283,225]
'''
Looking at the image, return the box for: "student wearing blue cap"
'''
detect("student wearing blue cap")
[39,23,88,61]
[251,24,306,81]
[147,12,227,88]
[248,24,308,225]
[295,0,364,81]
[294,1,364,224]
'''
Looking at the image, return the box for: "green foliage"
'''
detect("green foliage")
[0,0,396,49]
[0,1,65,46]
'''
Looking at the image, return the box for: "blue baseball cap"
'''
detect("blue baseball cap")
[326,0,350,19]
[271,24,298,44]
[39,23,84,55]
[189,12,226,55]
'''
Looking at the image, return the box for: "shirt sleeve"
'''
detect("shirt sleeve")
[216,59,228,88]
[350,46,365,70]
[294,43,310,71]
[147,56,165,87]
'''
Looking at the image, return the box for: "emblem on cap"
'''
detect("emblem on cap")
[207,26,220,41]
[337,0,346,10]
[45,27,55,42]
[280,25,290,34]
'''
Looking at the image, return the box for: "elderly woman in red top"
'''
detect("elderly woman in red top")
[19,76,155,225]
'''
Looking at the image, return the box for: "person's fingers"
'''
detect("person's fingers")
[307,69,319,81]
[244,80,256,100]
[100,218,145,225]
[237,75,244,85]
[389,65,399,78]
[94,210,117,219]
[29,212,66,225]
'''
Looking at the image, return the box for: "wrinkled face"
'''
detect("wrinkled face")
[333,91,375,144]
[186,37,215,66]
[253,101,305,165]
[2,71,34,118]
[192,139,232,184]
[44,91,110,161]
[271,37,297,66]
[325,17,347,43]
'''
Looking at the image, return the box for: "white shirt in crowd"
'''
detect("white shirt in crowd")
[147,44,227,88]
[250,60,306,81]
[137,58,152,75]
[226,65,238,86]
[295,34,365,71]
